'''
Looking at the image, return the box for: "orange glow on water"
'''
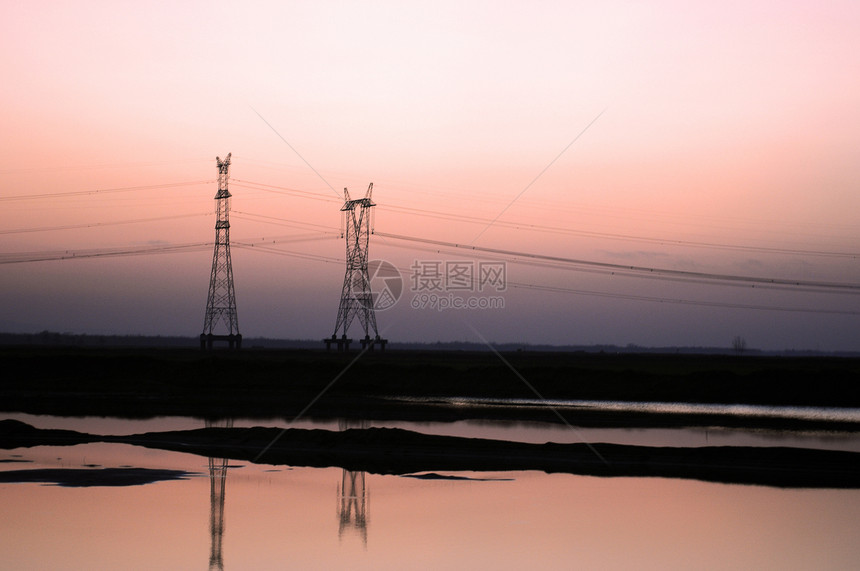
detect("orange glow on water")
[3,441,860,570]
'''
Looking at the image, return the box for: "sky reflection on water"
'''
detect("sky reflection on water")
[461,398,860,423]
[2,437,859,570]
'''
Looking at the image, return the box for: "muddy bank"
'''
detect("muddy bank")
[2,420,858,489]
[0,467,197,487]
[2,347,859,430]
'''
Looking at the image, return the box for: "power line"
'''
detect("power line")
[225,241,860,316]
[230,177,857,259]
[231,180,339,204]
[362,257,860,316]
[0,242,211,265]
[506,282,860,316]
[0,213,210,235]
[5,229,853,316]
[377,204,858,259]
[230,155,852,236]
[378,238,856,296]
[234,234,339,247]
[233,242,342,265]
[0,180,213,202]
[0,157,211,175]
[231,210,340,234]
[374,231,860,294]
[0,233,338,265]
[4,168,858,319]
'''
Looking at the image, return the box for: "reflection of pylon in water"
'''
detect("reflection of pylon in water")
[206,419,233,571]
[337,419,368,546]
[338,469,368,545]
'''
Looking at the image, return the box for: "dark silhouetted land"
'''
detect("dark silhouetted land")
[2,420,858,489]
[2,346,859,430]
[0,466,196,487]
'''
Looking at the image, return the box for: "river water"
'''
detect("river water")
[2,412,859,570]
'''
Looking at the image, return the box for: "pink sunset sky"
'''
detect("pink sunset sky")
[2,0,859,350]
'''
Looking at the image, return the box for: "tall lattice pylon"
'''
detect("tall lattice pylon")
[201,153,241,350]
[326,183,386,351]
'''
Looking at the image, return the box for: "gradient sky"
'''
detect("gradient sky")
[2,1,859,350]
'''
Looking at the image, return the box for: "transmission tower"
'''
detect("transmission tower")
[325,183,387,351]
[201,153,241,350]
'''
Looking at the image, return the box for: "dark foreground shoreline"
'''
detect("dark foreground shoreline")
[2,347,859,430]
[2,420,858,489]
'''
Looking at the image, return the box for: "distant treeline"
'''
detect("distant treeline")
[1,331,857,357]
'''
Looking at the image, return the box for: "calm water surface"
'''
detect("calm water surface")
[2,414,859,570]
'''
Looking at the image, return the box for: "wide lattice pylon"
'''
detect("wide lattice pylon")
[201,153,241,350]
[330,183,381,349]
